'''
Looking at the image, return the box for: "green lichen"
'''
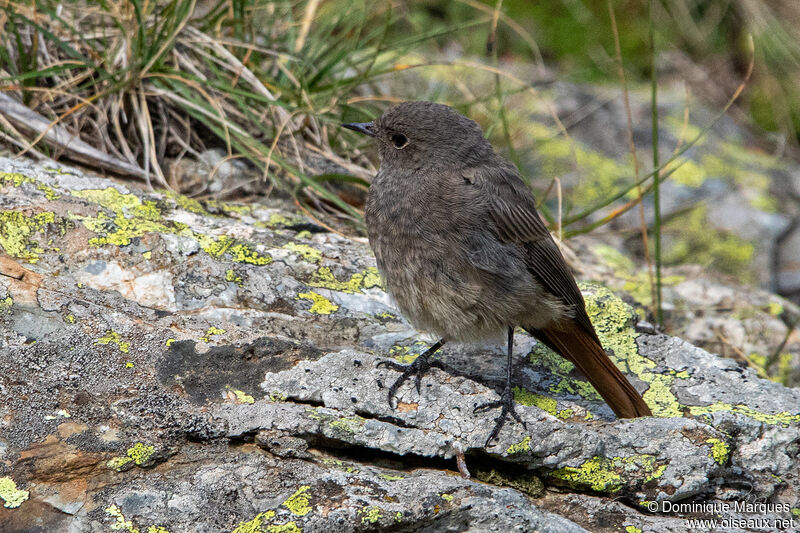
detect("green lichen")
[283,242,322,263]
[0,476,29,508]
[0,296,12,314]
[231,510,276,533]
[306,266,382,293]
[507,435,531,454]
[64,313,75,323]
[379,474,405,481]
[125,362,134,369]
[747,351,794,385]
[358,506,382,524]
[663,204,755,283]
[624,526,643,533]
[320,457,359,473]
[557,408,574,420]
[97,330,131,353]
[264,213,292,228]
[226,269,244,286]
[164,190,210,216]
[528,122,629,207]
[666,158,706,187]
[550,454,663,493]
[200,326,225,343]
[514,386,557,416]
[592,244,684,307]
[0,210,57,263]
[440,493,454,502]
[107,442,155,471]
[706,438,729,465]
[473,467,545,497]
[282,485,311,516]
[296,292,338,315]
[329,415,365,434]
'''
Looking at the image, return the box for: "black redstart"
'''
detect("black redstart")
[343,101,651,444]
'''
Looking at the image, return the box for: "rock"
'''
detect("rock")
[1,157,799,531]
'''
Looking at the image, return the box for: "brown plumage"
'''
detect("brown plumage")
[343,101,651,443]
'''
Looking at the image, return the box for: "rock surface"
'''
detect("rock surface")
[1,157,799,532]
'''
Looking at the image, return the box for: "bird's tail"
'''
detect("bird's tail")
[527,323,652,418]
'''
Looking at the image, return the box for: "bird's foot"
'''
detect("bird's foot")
[377,355,444,408]
[474,384,527,446]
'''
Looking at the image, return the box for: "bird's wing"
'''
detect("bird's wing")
[463,161,596,336]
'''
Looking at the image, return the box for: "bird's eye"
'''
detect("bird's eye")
[391,133,408,149]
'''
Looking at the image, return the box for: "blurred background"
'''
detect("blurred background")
[2,0,799,381]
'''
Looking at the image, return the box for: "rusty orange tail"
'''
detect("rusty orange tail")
[529,322,652,418]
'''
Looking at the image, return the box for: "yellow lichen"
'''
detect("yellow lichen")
[283,242,322,263]
[689,403,800,426]
[358,505,382,524]
[706,438,729,465]
[231,510,276,533]
[507,436,531,454]
[230,388,255,404]
[1,171,61,199]
[226,269,244,286]
[106,504,139,532]
[200,326,226,343]
[0,210,57,263]
[296,292,338,315]
[551,454,664,493]
[199,234,272,265]
[107,442,155,471]
[306,266,382,294]
[0,476,29,508]
[97,330,131,353]
[282,485,312,516]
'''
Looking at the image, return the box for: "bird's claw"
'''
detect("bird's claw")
[474,385,527,446]
[377,356,443,407]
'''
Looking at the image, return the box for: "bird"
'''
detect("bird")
[342,101,651,444]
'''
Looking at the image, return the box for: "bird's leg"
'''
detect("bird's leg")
[474,327,527,445]
[377,339,446,408]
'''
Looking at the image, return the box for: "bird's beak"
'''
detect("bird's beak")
[341,122,375,137]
